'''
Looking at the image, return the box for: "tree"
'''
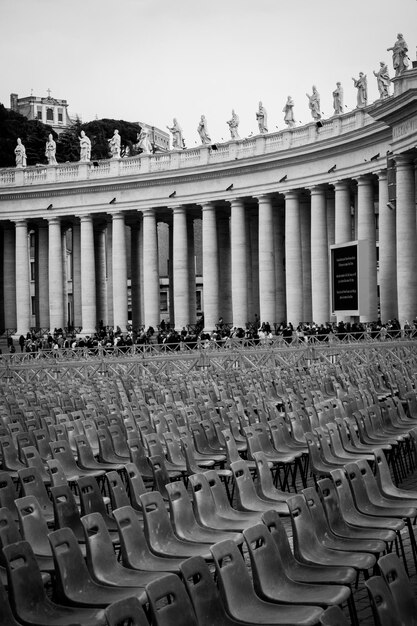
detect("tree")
[0,103,55,167]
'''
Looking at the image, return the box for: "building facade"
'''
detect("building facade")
[1,70,417,337]
[10,92,74,135]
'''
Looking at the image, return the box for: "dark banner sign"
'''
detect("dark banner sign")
[332,244,358,311]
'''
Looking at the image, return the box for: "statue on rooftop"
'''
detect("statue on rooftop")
[137,127,153,154]
[14,138,27,168]
[306,86,321,120]
[197,115,211,144]
[108,129,121,158]
[352,72,368,108]
[227,109,240,140]
[167,118,184,149]
[78,130,91,162]
[387,33,410,76]
[332,82,344,115]
[45,133,57,165]
[256,101,268,134]
[283,96,296,127]
[373,62,391,99]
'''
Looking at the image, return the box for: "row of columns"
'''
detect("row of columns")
[4,159,417,336]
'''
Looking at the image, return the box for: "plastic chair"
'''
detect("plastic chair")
[165,480,243,545]
[365,576,402,626]
[106,469,142,516]
[210,539,324,625]
[105,596,150,626]
[243,522,352,610]
[189,472,260,533]
[302,486,381,560]
[373,447,417,503]
[0,470,19,521]
[74,433,126,472]
[180,556,243,626]
[128,436,154,480]
[230,459,289,514]
[124,461,148,511]
[0,506,24,589]
[146,573,198,626]
[20,445,51,483]
[50,438,105,481]
[81,511,162,588]
[3,540,108,626]
[49,526,147,606]
[0,435,26,477]
[261,510,356,587]
[287,494,375,573]
[316,477,395,546]
[97,426,130,465]
[377,552,417,626]
[14,495,55,572]
[18,466,54,524]
[77,474,119,534]
[50,482,87,544]
[189,422,227,462]
[252,451,294,503]
[113,504,186,573]
[145,432,186,476]
[139,490,212,559]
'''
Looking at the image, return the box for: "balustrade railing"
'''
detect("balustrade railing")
[0,108,379,188]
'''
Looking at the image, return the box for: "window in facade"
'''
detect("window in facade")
[31,296,36,316]
[46,108,54,121]
[160,291,168,312]
[30,261,36,282]
[37,107,42,120]
[196,290,202,312]
[58,109,63,123]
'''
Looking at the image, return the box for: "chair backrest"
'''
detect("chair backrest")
[128,436,153,479]
[365,576,402,626]
[50,482,85,541]
[105,596,150,626]
[0,575,21,626]
[140,490,175,547]
[46,458,68,487]
[18,466,53,518]
[106,470,131,510]
[377,552,417,624]
[108,424,130,457]
[146,573,198,626]
[125,462,147,510]
[81,511,119,576]
[0,506,22,568]
[14,495,51,556]
[148,454,170,499]
[180,556,238,626]
[165,480,198,537]
[0,470,18,520]
[2,540,49,621]
[113,504,153,570]
[48,526,95,602]
[243,522,289,595]
[319,605,350,626]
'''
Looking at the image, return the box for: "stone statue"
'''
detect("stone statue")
[137,127,153,155]
[387,33,410,76]
[256,101,268,134]
[282,96,296,127]
[332,82,344,115]
[227,109,240,140]
[14,138,27,168]
[374,62,391,99]
[306,86,321,120]
[352,72,368,108]
[45,133,57,165]
[108,129,121,158]
[197,115,211,144]
[167,118,183,149]
[78,130,91,162]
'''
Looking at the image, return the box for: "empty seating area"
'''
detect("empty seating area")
[1,347,417,624]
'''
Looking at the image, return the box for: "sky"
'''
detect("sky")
[1,0,417,148]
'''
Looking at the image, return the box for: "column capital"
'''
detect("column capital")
[255,193,273,203]
[110,211,126,220]
[172,205,186,215]
[229,197,245,208]
[283,189,300,201]
[14,218,28,227]
[46,216,61,225]
[307,184,327,196]
[142,208,156,218]
[79,213,93,223]
[332,179,351,191]
[354,174,374,186]
[198,200,214,210]
[375,169,388,181]
[394,153,414,168]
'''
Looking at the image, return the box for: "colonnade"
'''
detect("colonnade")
[1,157,417,337]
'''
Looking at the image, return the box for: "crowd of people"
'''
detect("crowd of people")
[6,314,417,357]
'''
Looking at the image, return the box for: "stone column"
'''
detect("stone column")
[142,209,160,329]
[15,220,31,336]
[187,217,196,325]
[80,215,97,335]
[257,195,275,325]
[248,210,259,321]
[173,206,190,330]
[310,185,330,324]
[274,204,286,323]
[36,225,49,329]
[61,228,68,328]
[326,189,335,247]
[72,221,82,329]
[357,175,378,321]
[285,191,303,325]
[95,224,108,327]
[106,220,114,327]
[131,220,142,330]
[48,217,65,331]
[334,180,352,243]
[3,227,16,331]
[230,198,248,328]
[201,202,219,331]
[168,222,174,325]
[112,212,128,332]
[396,155,417,324]
[378,170,397,321]
[300,197,312,322]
